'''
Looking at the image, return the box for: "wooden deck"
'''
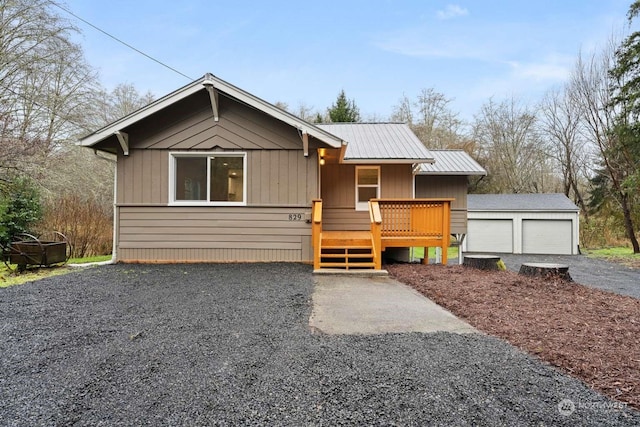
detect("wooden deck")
[312,199,452,271]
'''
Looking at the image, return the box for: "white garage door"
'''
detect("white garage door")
[467,219,513,253]
[522,220,572,254]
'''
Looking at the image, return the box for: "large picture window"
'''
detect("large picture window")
[355,166,380,211]
[171,152,246,205]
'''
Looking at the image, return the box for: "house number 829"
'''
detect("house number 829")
[288,213,303,221]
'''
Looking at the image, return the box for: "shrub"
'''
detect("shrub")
[0,177,43,248]
[38,193,112,258]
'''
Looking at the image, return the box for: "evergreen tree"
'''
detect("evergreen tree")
[0,177,42,248]
[327,90,360,122]
[604,0,640,252]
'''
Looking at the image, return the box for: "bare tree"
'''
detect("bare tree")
[83,83,154,130]
[390,89,464,148]
[390,94,414,124]
[41,83,157,202]
[0,0,97,182]
[273,101,324,122]
[472,97,554,193]
[539,87,590,212]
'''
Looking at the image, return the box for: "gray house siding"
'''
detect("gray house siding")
[415,175,468,234]
[320,163,414,231]
[117,206,312,262]
[114,92,319,263]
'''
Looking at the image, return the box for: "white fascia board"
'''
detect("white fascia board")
[208,77,343,148]
[79,75,344,150]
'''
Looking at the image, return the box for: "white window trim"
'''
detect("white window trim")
[355,165,380,211]
[169,151,247,206]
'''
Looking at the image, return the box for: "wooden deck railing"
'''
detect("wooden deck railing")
[312,199,323,270]
[373,198,452,264]
[313,198,452,269]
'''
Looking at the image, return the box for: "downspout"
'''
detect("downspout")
[111,157,118,263]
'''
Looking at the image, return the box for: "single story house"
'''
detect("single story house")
[79,73,484,269]
[462,193,580,255]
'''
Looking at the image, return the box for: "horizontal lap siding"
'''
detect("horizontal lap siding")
[117,207,312,262]
[118,248,302,262]
[322,209,370,231]
[451,209,467,235]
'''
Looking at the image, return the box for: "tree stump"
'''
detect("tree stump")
[519,263,572,281]
[463,254,502,271]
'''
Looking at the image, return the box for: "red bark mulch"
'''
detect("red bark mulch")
[387,263,640,410]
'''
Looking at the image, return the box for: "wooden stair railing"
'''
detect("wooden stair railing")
[312,198,451,269]
[369,200,382,270]
[313,199,378,270]
[312,199,322,270]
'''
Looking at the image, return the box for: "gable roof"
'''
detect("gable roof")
[468,193,579,212]
[79,73,344,149]
[317,123,434,164]
[417,150,486,176]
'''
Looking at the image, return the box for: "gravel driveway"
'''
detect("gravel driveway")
[1,263,638,425]
[498,254,640,299]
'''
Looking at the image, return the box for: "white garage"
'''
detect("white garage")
[462,194,580,255]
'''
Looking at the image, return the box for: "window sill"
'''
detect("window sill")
[169,201,247,207]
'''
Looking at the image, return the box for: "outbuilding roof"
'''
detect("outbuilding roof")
[317,123,434,164]
[468,193,579,212]
[417,150,486,175]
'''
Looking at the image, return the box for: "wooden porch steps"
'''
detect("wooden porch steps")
[318,231,376,270]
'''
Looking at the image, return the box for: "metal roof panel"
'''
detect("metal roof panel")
[417,150,486,175]
[317,123,434,161]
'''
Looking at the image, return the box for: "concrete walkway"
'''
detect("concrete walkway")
[309,275,477,335]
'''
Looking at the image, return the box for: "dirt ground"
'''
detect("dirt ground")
[387,263,640,411]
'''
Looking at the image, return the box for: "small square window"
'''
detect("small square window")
[355,166,380,211]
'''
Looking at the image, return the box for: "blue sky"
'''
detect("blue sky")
[63,1,633,123]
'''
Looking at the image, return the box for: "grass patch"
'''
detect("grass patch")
[0,254,112,288]
[68,254,112,264]
[0,266,72,288]
[584,246,640,268]
[410,246,459,261]
[585,247,635,257]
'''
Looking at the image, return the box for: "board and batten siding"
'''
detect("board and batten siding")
[123,92,308,152]
[415,175,468,234]
[117,149,318,206]
[320,163,413,230]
